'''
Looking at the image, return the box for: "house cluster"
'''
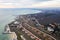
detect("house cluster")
[21,27,41,40]
[44,23,60,34]
[30,17,60,34]
[8,21,21,28]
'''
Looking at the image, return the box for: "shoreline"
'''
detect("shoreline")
[3,21,18,40]
[8,21,22,40]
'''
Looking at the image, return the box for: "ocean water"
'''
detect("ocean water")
[0,8,40,40]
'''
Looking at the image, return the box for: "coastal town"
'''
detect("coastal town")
[4,14,60,40]
[0,0,60,40]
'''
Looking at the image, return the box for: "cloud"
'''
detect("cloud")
[0,0,60,8]
[31,0,60,8]
[0,0,51,3]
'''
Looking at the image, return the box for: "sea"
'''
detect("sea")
[0,8,41,40]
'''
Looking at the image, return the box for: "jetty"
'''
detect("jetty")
[3,24,17,40]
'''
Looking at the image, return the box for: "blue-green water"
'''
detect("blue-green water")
[0,8,40,40]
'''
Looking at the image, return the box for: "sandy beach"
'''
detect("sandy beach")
[9,32,17,40]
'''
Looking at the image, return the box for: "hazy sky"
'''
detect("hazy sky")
[0,0,60,8]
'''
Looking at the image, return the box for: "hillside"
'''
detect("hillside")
[28,9,60,25]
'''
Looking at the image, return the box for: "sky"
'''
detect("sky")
[0,0,60,8]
